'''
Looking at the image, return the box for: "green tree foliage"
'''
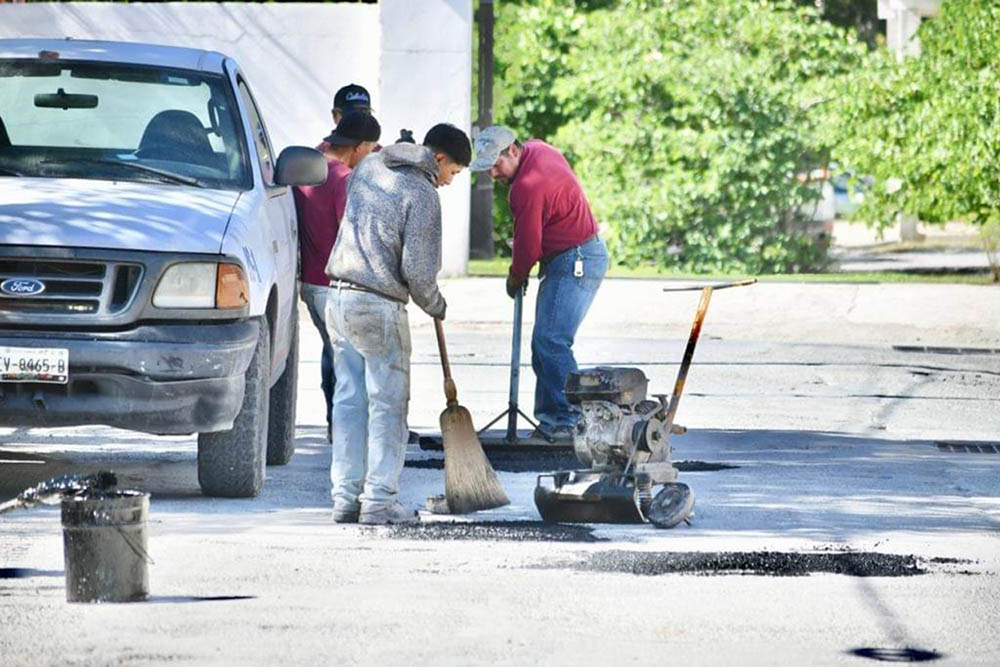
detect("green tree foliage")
[832,0,1000,231]
[795,0,882,48]
[492,0,869,273]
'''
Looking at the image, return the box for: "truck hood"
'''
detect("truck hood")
[0,178,241,254]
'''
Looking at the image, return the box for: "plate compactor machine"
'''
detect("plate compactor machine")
[533,279,755,528]
[534,366,694,528]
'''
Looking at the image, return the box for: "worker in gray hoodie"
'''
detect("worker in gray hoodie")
[324,123,471,525]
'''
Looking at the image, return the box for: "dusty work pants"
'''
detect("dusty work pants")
[532,235,608,431]
[301,283,334,431]
[325,286,411,510]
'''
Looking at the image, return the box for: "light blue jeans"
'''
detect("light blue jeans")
[300,283,334,429]
[532,236,608,431]
[325,286,411,509]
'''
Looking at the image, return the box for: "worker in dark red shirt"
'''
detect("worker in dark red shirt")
[471,126,609,439]
[294,112,381,442]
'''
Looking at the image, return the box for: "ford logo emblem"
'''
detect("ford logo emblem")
[0,278,47,297]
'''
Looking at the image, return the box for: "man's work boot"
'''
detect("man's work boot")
[359,501,420,525]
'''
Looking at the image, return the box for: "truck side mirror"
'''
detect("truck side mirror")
[274,146,327,187]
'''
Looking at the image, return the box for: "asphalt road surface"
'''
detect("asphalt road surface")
[2,278,998,665]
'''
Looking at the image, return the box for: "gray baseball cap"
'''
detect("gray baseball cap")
[470,125,516,171]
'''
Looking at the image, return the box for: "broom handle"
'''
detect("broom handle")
[434,318,458,407]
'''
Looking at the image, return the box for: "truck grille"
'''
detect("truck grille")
[0,258,142,316]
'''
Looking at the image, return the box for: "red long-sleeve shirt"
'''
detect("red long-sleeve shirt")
[293,157,351,286]
[508,140,598,282]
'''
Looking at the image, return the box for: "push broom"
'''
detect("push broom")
[432,318,509,513]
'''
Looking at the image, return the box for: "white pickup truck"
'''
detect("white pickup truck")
[0,39,326,497]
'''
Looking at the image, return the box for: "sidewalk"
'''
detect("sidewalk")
[830,219,994,273]
[435,276,1000,348]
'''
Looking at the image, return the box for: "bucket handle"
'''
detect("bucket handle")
[112,523,155,565]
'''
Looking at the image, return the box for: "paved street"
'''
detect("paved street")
[2,277,999,665]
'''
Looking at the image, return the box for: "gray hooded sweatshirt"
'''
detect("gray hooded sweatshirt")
[325,143,446,319]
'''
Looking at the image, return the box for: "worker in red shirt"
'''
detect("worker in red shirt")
[294,112,381,442]
[471,126,609,439]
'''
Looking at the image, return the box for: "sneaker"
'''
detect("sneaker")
[332,501,360,523]
[359,501,420,525]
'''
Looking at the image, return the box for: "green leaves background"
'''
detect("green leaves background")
[489,0,996,274]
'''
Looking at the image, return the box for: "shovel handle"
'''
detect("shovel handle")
[433,318,458,406]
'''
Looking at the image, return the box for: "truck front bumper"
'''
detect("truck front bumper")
[0,320,258,435]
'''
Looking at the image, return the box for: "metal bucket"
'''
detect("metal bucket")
[60,491,150,603]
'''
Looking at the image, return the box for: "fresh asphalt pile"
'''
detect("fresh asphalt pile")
[549,550,972,577]
[376,521,605,543]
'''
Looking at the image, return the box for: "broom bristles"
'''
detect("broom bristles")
[441,405,509,513]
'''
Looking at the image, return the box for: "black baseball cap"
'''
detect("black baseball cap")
[324,111,381,146]
[333,83,372,113]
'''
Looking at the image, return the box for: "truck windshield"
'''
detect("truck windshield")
[0,60,250,190]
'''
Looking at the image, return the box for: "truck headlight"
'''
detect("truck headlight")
[153,262,249,309]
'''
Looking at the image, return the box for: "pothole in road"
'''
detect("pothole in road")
[550,551,968,577]
[372,521,606,543]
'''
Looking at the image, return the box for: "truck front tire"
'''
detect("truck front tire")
[266,314,297,466]
[197,318,270,497]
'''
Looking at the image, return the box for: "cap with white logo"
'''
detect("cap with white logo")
[333,83,372,113]
[470,125,516,172]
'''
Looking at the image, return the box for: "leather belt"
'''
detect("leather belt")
[329,278,405,304]
[541,233,599,265]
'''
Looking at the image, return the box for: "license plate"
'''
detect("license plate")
[0,346,69,384]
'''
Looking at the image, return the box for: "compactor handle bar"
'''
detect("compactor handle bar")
[658,276,756,436]
[661,278,757,292]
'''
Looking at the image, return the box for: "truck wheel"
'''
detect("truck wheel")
[197,318,270,497]
[266,314,297,465]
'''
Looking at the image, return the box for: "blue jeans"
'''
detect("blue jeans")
[532,236,608,430]
[325,286,411,509]
[301,283,334,429]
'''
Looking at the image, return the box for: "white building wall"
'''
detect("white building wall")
[877,0,942,60]
[379,0,473,278]
[0,0,473,276]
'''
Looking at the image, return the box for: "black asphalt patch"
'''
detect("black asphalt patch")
[405,451,576,472]
[0,567,62,579]
[675,460,739,472]
[145,595,258,604]
[372,520,606,543]
[405,453,738,473]
[848,647,944,662]
[559,550,936,577]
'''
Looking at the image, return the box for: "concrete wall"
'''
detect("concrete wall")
[0,1,473,276]
[380,0,472,277]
